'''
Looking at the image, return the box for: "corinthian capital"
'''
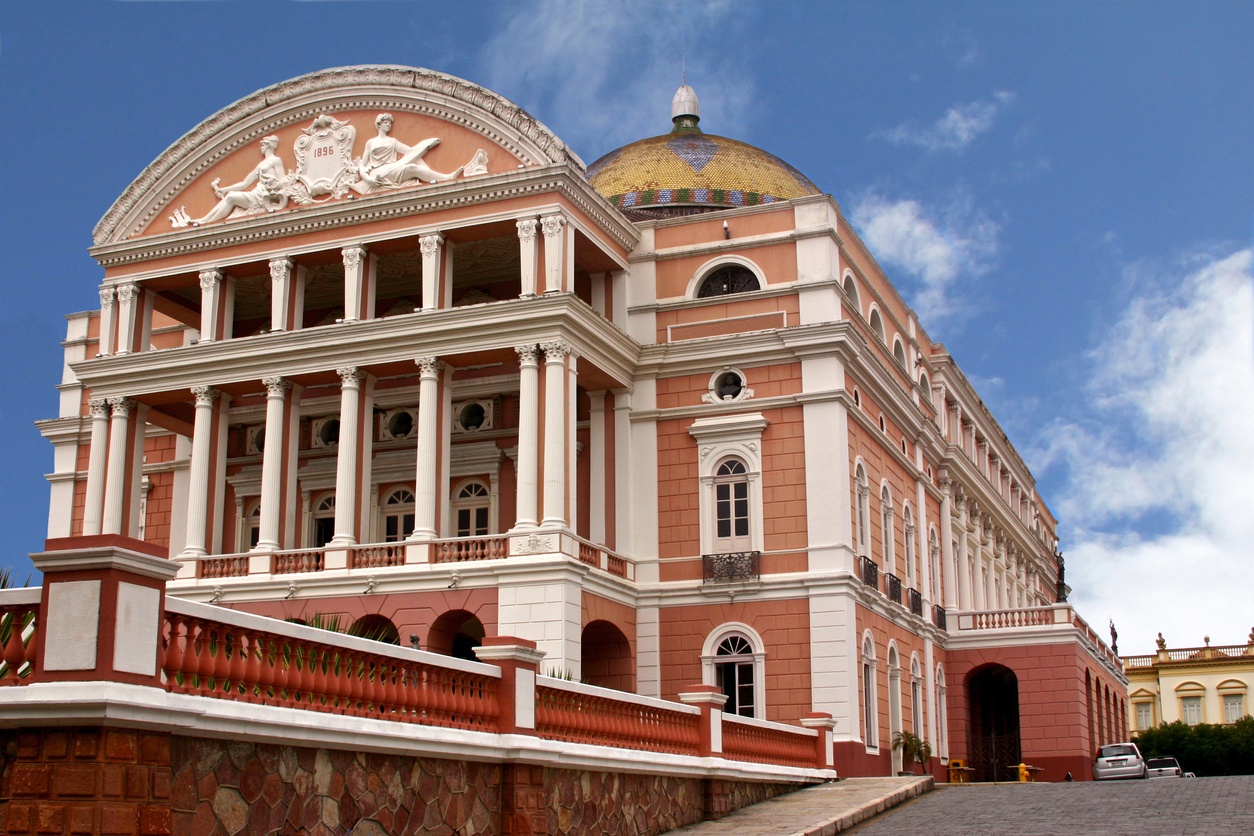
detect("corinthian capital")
[107,397,137,417]
[88,398,110,419]
[262,377,292,397]
[191,386,221,407]
[540,339,572,362]
[515,344,539,366]
[337,367,366,387]
[415,356,444,377]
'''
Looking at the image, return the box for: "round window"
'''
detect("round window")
[386,410,414,439]
[317,418,340,446]
[715,371,744,400]
[458,402,487,431]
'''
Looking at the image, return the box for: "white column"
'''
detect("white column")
[114,284,139,355]
[939,479,957,609]
[517,219,538,298]
[269,257,293,332]
[419,234,443,312]
[957,502,973,610]
[101,398,136,535]
[198,270,222,342]
[540,214,566,294]
[409,357,442,540]
[331,367,365,546]
[98,287,117,356]
[342,245,368,323]
[541,340,571,528]
[588,391,607,543]
[256,377,291,551]
[182,386,220,556]
[82,398,111,536]
[512,345,540,531]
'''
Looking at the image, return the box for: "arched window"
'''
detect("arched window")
[869,308,886,342]
[242,500,260,552]
[312,495,335,548]
[893,339,907,368]
[701,624,766,719]
[714,459,751,551]
[842,274,860,310]
[696,265,761,298]
[919,371,931,398]
[902,505,917,588]
[855,463,870,557]
[382,488,415,542]
[862,634,878,748]
[453,480,491,537]
[880,485,895,573]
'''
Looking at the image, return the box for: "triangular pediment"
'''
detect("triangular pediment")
[95,66,583,245]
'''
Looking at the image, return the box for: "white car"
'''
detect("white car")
[1146,757,1183,778]
[1093,742,1148,780]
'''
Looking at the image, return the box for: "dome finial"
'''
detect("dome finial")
[671,73,700,133]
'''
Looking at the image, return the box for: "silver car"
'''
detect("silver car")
[1093,742,1148,780]
[1146,756,1183,778]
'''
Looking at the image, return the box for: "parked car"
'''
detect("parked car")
[1093,742,1148,780]
[1146,756,1183,778]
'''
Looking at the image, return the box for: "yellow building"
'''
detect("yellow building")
[1125,631,1254,730]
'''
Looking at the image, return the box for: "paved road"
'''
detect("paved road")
[848,776,1254,836]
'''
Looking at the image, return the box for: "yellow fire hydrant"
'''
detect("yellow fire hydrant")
[1017,762,1030,783]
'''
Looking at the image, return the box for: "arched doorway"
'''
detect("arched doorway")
[428,610,485,662]
[581,620,633,691]
[967,664,1021,782]
[349,614,400,645]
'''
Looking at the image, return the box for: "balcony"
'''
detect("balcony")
[908,588,923,617]
[859,556,879,591]
[933,604,947,631]
[702,551,761,584]
[952,604,1122,674]
[886,573,902,605]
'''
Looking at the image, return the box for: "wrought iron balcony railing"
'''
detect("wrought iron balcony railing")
[886,573,902,604]
[859,556,879,591]
[702,551,761,584]
[933,605,948,631]
[908,588,923,616]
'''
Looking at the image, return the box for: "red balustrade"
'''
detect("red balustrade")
[434,537,507,563]
[0,593,39,685]
[271,550,325,574]
[535,681,702,756]
[197,555,250,579]
[721,715,818,769]
[161,609,500,731]
[578,543,600,567]
[605,554,628,578]
[348,544,405,569]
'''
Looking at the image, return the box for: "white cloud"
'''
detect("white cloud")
[476,1,752,160]
[878,91,1016,152]
[850,193,999,325]
[1032,248,1254,652]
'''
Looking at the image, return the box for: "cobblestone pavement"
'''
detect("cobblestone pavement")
[849,776,1254,835]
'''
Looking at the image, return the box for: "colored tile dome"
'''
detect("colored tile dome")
[588,83,821,216]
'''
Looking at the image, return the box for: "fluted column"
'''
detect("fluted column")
[541,340,571,528]
[419,234,443,312]
[540,214,566,294]
[409,357,443,540]
[256,377,291,551]
[517,219,538,298]
[198,270,223,342]
[182,386,221,556]
[102,398,136,535]
[82,398,111,536]
[331,367,365,545]
[98,287,117,357]
[512,345,540,531]
[955,496,972,610]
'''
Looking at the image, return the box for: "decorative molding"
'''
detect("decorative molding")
[341,246,366,269]
[107,397,137,417]
[88,399,110,419]
[514,344,539,365]
[190,386,221,407]
[540,340,572,362]
[337,367,365,387]
[512,533,554,555]
[262,377,292,397]
[198,270,222,291]
[99,288,116,309]
[516,218,537,243]
[415,356,443,377]
[419,234,444,256]
[269,257,294,284]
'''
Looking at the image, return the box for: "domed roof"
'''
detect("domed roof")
[588,83,821,217]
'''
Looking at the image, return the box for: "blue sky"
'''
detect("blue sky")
[1,2,1251,654]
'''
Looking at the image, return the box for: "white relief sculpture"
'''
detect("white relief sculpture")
[513,533,554,555]
[292,115,357,199]
[463,149,489,177]
[171,136,289,228]
[351,113,462,194]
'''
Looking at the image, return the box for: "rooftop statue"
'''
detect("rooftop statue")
[351,113,462,194]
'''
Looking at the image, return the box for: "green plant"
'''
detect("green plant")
[892,730,933,772]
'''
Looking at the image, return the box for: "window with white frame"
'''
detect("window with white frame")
[869,308,886,343]
[1135,701,1153,731]
[242,500,260,552]
[903,505,917,588]
[862,635,878,748]
[1224,693,1246,724]
[689,414,767,557]
[701,624,766,720]
[1181,695,1203,726]
[910,656,923,735]
[452,480,491,537]
[936,665,948,758]
[855,463,870,557]
[311,495,335,548]
[696,264,761,298]
[881,485,895,573]
[381,487,415,542]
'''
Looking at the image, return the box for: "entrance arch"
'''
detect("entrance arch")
[428,610,485,662]
[967,664,1021,782]
[580,620,634,691]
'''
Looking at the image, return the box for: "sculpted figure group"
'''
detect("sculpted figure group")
[172,113,487,228]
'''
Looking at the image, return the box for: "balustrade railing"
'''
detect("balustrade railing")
[271,549,325,574]
[348,543,405,570]
[721,714,818,769]
[703,551,761,584]
[908,588,923,617]
[197,554,250,579]
[0,589,40,685]
[860,556,879,591]
[434,537,508,563]
[161,600,501,731]
[535,678,702,756]
[886,573,902,604]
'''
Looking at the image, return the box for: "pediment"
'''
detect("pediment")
[95,66,584,245]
